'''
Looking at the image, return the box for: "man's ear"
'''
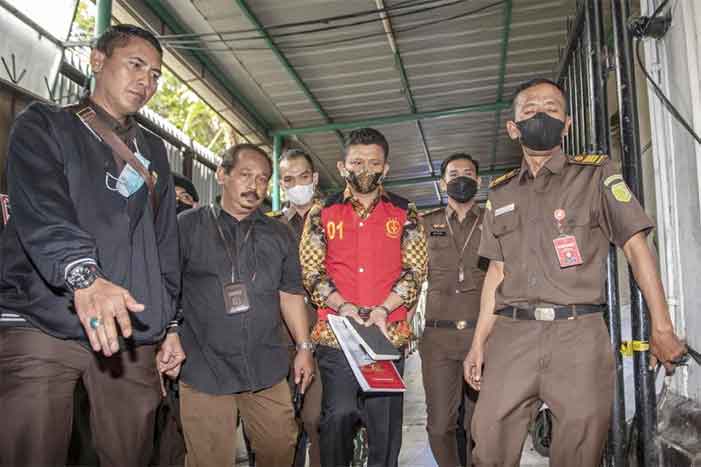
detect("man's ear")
[382,162,390,177]
[506,120,521,141]
[562,115,573,137]
[312,172,319,186]
[476,175,482,189]
[438,178,447,192]
[90,49,106,74]
[336,160,346,177]
[216,166,226,186]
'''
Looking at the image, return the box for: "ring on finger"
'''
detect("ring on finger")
[89,316,102,329]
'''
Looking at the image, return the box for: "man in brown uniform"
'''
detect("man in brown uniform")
[420,153,486,467]
[464,78,686,467]
[276,148,323,467]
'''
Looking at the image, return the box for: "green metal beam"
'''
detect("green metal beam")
[272,135,282,211]
[383,165,519,188]
[489,0,514,167]
[272,101,511,137]
[235,0,345,147]
[95,0,112,36]
[144,0,271,137]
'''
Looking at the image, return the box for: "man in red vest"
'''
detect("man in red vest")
[300,128,428,467]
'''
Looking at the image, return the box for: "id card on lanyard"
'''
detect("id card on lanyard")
[211,207,254,315]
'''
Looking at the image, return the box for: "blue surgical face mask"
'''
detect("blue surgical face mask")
[105,141,151,198]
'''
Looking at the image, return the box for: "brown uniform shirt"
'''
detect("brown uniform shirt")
[478,149,654,309]
[275,206,317,345]
[421,204,486,322]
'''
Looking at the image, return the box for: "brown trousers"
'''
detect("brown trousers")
[180,378,297,467]
[0,327,161,467]
[420,327,477,467]
[287,355,323,467]
[472,314,615,467]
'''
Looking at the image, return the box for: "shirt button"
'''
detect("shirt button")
[359,267,365,273]
[359,222,364,227]
[455,289,460,294]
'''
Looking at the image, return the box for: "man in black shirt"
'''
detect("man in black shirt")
[172,144,314,467]
[0,25,182,467]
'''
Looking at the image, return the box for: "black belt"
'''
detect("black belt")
[496,305,605,321]
[425,319,476,330]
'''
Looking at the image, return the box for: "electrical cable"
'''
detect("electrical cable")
[163,0,504,52]
[159,0,471,44]
[155,0,437,39]
[634,0,701,145]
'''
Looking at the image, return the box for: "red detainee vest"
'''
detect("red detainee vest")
[318,195,408,323]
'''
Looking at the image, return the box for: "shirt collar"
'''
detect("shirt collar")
[445,202,481,222]
[518,148,567,182]
[341,184,390,203]
[86,98,137,141]
[212,202,266,224]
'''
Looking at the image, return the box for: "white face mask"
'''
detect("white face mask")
[286,182,315,206]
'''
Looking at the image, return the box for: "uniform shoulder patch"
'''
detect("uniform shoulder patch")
[489,168,520,189]
[569,153,609,166]
[419,207,442,218]
[266,211,283,218]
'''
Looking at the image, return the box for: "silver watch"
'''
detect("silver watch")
[297,341,315,353]
[66,262,102,291]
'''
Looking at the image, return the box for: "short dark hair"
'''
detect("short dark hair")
[172,172,200,202]
[440,153,480,177]
[280,148,315,172]
[219,144,272,175]
[511,78,568,117]
[94,24,163,57]
[344,128,389,161]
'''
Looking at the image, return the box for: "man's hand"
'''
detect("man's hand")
[338,303,364,324]
[74,278,145,356]
[650,325,686,375]
[364,307,389,339]
[157,333,186,379]
[294,349,315,393]
[464,344,484,391]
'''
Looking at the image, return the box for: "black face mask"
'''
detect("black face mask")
[515,112,565,151]
[176,201,193,215]
[345,170,384,194]
[446,176,478,203]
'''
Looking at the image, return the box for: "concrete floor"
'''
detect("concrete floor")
[236,352,549,466]
[399,352,548,467]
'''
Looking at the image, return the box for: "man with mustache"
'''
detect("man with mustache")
[0,25,181,466]
[464,78,686,467]
[173,144,314,467]
[300,128,428,467]
[420,153,486,467]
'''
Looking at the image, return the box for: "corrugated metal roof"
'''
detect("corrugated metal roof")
[119,0,576,207]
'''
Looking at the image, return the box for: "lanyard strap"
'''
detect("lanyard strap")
[445,211,480,263]
[210,206,253,283]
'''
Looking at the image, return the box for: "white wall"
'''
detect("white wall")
[641,0,701,401]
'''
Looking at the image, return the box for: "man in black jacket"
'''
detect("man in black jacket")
[0,25,183,467]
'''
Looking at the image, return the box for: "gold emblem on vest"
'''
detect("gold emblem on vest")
[385,217,401,239]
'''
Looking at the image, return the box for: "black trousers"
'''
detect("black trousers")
[317,346,404,467]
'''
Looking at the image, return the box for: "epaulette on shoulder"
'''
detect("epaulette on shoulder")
[419,207,442,218]
[489,168,520,189]
[266,211,283,218]
[569,153,609,166]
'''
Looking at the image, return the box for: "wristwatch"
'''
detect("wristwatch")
[66,262,103,291]
[297,341,315,353]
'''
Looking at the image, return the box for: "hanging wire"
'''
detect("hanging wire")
[634,0,701,145]
[156,0,446,39]
[160,0,471,44]
[163,0,504,53]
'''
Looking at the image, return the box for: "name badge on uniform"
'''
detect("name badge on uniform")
[553,235,583,268]
[223,282,251,315]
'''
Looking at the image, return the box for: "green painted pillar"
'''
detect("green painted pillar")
[95,0,112,37]
[272,135,282,211]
